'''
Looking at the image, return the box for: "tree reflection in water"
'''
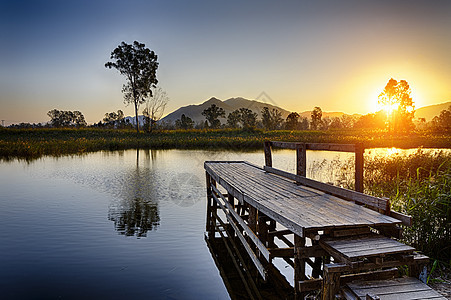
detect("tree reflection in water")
[109,197,159,237]
[108,149,160,237]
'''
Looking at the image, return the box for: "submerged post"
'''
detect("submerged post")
[264,141,272,167]
[355,143,364,193]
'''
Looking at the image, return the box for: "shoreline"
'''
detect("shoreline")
[1,128,450,159]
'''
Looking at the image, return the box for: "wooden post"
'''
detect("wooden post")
[355,143,364,193]
[294,235,306,299]
[228,194,235,208]
[205,172,213,234]
[210,178,218,235]
[311,240,323,278]
[258,213,269,248]
[264,141,272,167]
[248,206,258,233]
[268,219,276,248]
[296,143,307,177]
[321,265,341,300]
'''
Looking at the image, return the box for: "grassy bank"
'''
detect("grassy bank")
[1,127,450,159]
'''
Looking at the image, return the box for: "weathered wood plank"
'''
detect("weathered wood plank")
[206,161,403,236]
[211,185,270,261]
[347,277,447,300]
[321,234,415,262]
[205,162,306,237]
[264,165,392,214]
[222,163,395,228]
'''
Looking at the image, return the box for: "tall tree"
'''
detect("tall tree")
[239,108,258,129]
[378,78,415,132]
[202,104,225,128]
[261,107,272,130]
[310,106,322,130]
[285,112,300,130]
[227,110,241,128]
[261,107,283,130]
[105,41,158,133]
[142,86,169,132]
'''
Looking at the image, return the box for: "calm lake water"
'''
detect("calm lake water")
[0,148,447,299]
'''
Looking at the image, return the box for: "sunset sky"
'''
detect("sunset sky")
[1,0,450,125]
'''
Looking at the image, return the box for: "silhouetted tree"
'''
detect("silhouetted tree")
[227,110,241,128]
[103,110,125,128]
[299,116,309,130]
[341,114,357,128]
[378,78,415,132]
[175,114,195,129]
[354,111,385,129]
[47,109,86,128]
[261,107,283,130]
[330,117,342,129]
[202,104,225,128]
[431,105,451,133]
[239,108,258,129]
[143,86,169,132]
[105,41,158,133]
[285,112,300,130]
[310,106,322,130]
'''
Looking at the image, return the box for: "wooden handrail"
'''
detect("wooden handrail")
[264,141,364,192]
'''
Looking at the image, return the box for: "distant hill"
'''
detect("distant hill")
[415,101,451,121]
[124,99,449,127]
[160,97,352,125]
[160,97,291,125]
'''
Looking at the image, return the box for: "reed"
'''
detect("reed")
[308,149,450,262]
[364,150,450,262]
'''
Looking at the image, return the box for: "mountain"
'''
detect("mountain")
[415,101,451,121]
[160,97,292,125]
[160,96,358,125]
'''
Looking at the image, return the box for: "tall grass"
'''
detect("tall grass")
[308,149,450,262]
[364,149,450,262]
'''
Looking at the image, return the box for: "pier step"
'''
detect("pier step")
[320,233,415,266]
[343,277,446,300]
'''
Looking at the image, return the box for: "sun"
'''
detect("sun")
[369,81,421,114]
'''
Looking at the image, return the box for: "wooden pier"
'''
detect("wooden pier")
[204,142,445,299]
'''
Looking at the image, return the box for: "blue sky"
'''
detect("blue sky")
[1,0,450,125]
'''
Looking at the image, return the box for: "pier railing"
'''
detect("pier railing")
[263,141,364,192]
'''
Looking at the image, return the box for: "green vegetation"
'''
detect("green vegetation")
[1,127,450,160]
[365,150,450,262]
[315,149,450,264]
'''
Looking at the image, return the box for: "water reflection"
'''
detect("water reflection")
[108,197,159,237]
[108,149,160,237]
[206,235,294,300]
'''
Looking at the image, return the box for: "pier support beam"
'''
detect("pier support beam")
[294,235,307,299]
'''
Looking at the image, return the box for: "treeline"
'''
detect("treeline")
[4,105,451,134]
[168,105,358,131]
